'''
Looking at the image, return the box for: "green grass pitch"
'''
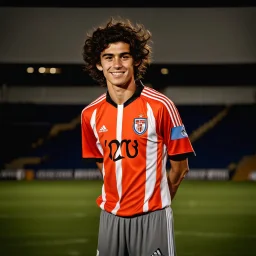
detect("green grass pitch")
[0,180,255,256]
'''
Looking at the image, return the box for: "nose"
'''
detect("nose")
[113,57,122,68]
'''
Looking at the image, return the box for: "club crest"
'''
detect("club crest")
[133,118,147,135]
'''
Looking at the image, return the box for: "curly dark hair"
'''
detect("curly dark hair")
[82,17,153,87]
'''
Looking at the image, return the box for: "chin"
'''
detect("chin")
[112,81,127,87]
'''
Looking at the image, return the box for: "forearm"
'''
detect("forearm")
[96,162,103,177]
[167,167,188,200]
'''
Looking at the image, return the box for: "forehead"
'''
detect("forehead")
[102,42,130,54]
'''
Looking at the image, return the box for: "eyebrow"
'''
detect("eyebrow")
[102,52,131,57]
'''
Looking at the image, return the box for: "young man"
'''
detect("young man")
[81,17,195,256]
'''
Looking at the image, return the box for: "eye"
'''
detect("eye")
[122,55,130,60]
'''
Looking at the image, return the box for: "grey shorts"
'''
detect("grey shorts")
[97,206,176,256]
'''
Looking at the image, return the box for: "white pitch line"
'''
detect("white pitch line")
[1,232,86,238]
[175,230,256,239]
[4,238,88,247]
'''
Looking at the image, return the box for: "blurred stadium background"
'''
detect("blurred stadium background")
[0,3,256,256]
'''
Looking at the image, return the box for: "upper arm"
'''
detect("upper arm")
[168,154,190,185]
[169,156,189,174]
[159,102,195,157]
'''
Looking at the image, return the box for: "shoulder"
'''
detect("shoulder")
[81,93,107,118]
[141,86,177,109]
[141,86,182,125]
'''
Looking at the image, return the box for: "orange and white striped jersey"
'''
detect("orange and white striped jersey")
[81,82,195,217]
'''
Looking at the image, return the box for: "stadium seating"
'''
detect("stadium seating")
[1,103,255,171]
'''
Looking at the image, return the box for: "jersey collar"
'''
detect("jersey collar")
[106,80,144,108]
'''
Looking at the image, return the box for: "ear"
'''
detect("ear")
[96,63,103,71]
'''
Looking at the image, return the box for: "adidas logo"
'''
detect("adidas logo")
[150,248,164,256]
[99,125,108,133]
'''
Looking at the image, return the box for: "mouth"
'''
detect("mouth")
[111,72,125,78]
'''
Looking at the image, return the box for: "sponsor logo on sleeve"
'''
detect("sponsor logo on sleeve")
[171,125,188,140]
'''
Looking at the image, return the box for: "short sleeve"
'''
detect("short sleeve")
[81,111,103,160]
[160,101,195,157]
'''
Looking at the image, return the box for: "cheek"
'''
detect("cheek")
[102,69,109,76]
[101,64,111,72]
[128,66,135,74]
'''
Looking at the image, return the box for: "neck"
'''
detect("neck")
[107,81,137,105]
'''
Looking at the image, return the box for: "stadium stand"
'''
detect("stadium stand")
[2,103,255,173]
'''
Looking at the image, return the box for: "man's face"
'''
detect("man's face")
[97,42,136,88]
